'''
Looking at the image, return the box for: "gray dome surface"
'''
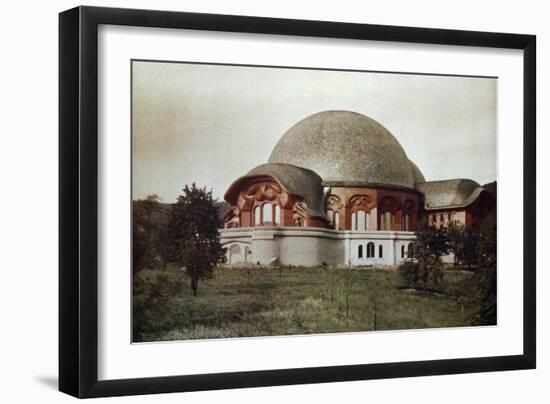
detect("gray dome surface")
[409,159,426,184]
[268,110,415,189]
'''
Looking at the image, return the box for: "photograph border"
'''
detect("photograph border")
[59,6,536,398]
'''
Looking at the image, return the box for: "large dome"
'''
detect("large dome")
[268,110,418,189]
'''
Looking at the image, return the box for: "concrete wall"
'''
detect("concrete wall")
[220,227,415,267]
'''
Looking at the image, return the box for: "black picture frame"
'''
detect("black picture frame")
[59,5,536,398]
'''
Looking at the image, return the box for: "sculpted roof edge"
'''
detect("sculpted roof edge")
[224,163,326,218]
[416,178,490,210]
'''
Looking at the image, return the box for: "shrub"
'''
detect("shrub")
[132,268,186,340]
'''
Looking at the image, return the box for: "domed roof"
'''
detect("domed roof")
[224,163,326,218]
[268,110,416,189]
[409,159,426,184]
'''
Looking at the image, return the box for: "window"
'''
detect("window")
[403,214,410,231]
[294,217,304,227]
[379,245,383,258]
[357,210,366,231]
[351,211,357,231]
[382,211,393,230]
[334,212,340,230]
[275,205,281,225]
[432,214,436,223]
[401,245,405,258]
[358,244,363,258]
[440,214,444,223]
[263,204,273,223]
[448,213,452,222]
[254,206,261,226]
[229,244,241,264]
[367,242,375,258]
[327,209,334,225]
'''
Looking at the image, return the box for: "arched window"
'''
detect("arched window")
[379,245,383,258]
[254,206,261,226]
[294,217,304,227]
[334,212,340,230]
[274,205,281,225]
[367,242,375,258]
[229,244,241,264]
[327,209,334,225]
[358,244,363,258]
[351,211,357,231]
[381,211,393,230]
[357,210,366,231]
[403,214,410,231]
[263,204,273,224]
[407,243,414,258]
[401,245,405,258]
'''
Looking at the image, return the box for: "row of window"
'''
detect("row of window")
[358,242,383,259]
[253,203,281,226]
[329,210,412,231]
[357,242,415,259]
[351,210,369,231]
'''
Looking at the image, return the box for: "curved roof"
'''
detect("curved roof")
[224,163,326,218]
[409,159,426,184]
[268,110,417,189]
[416,179,489,210]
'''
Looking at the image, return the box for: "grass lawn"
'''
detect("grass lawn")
[135,265,481,342]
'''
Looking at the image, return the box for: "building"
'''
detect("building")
[220,110,494,267]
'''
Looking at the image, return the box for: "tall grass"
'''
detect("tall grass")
[135,265,479,342]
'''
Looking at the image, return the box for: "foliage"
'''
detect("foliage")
[399,222,446,293]
[471,211,497,325]
[446,221,465,265]
[132,268,187,339]
[168,183,226,296]
[133,195,161,274]
[132,194,172,273]
[461,230,479,269]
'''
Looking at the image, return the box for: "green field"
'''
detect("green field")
[135,265,481,342]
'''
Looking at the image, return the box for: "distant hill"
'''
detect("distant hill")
[133,200,231,227]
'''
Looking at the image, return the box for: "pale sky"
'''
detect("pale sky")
[132,60,497,203]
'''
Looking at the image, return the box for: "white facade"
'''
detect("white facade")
[220,227,416,267]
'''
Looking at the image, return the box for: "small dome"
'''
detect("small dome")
[268,111,416,189]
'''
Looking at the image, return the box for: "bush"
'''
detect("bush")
[399,222,445,294]
[132,268,186,340]
[399,259,443,294]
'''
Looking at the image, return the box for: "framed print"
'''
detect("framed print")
[59,6,536,398]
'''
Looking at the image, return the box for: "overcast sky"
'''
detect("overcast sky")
[132,60,497,203]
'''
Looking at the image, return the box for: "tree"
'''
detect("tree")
[472,211,497,325]
[461,229,479,269]
[399,221,447,294]
[168,184,226,296]
[446,221,465,266]
[133,194,161,274]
